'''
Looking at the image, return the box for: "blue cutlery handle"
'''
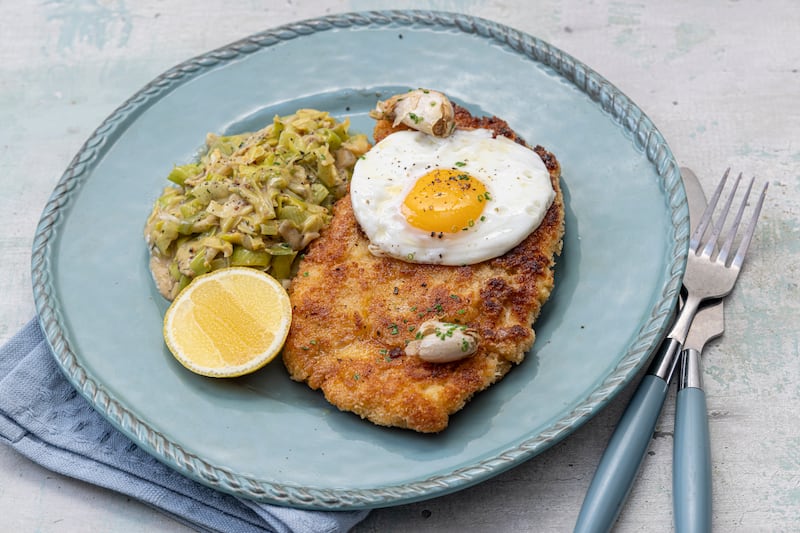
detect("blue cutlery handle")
[574,374,669,533]
[674,380,712,532]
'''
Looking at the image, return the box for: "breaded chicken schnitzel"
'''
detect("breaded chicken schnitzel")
[282,104,564,433]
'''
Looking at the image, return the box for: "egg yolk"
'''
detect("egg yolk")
[402,168,488,233]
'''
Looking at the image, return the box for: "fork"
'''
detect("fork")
[574,169,768,533]
[663,169,768,359]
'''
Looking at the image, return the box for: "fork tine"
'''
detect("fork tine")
[717,176,754,265]
[731,181,769,270]
[690,168,729,251]
[701,172,742,257]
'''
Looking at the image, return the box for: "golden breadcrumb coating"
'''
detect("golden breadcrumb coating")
[282,106,564,433]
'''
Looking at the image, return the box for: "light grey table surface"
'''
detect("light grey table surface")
[1,1,798,531]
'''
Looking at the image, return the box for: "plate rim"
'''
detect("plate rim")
[31,9,688,509]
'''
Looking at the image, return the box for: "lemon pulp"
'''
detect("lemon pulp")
[163,267,291,377]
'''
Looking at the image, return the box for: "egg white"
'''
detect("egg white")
[350,128,555,265]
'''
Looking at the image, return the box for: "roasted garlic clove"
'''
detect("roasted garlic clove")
[369,89,455,137]
[405,320,479,363]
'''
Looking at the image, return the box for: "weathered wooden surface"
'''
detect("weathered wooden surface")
[1,1,797,531]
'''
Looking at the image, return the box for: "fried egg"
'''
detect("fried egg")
[350,128,555,265]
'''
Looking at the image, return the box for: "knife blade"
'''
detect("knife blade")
[681,165,723,372]
[681,165,724,364]
[673,166,724,533]
[574,167,716,533]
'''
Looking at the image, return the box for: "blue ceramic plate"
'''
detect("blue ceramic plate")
[32,11,688,509]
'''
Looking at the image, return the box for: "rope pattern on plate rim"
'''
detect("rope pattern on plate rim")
[30,9,687,508]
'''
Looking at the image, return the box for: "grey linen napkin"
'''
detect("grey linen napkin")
[0,319,369,533]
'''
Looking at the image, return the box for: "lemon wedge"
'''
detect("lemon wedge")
[163,267,292,378]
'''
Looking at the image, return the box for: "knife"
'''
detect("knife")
[673,168,724,533]
[573,167,715,533]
